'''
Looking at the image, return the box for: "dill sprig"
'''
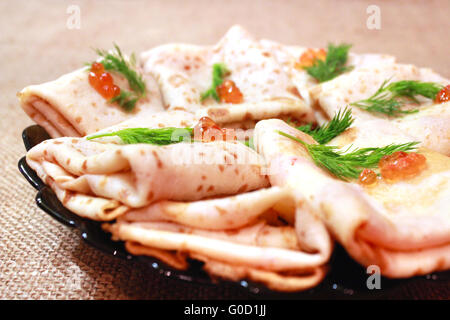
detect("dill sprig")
[277,130,419,180]
[201,63,230,102]
[93,44,146,111]
[350,79,443,117]
[87,127,193,145]
[304,43,353,83]
[297,107,354,144]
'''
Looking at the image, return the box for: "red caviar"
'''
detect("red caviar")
[90,62,104,73]
[193,117,237,142]
[296,48,327,69]
[435,85,450,104]
[379,151,426,181]
[216,80,243,104]
[358,169,378,186]
[88,62,121,100]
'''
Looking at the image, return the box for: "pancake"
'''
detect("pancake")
[141,25,314,126]
[311,63,450,154]
[19,58,165,138]
[254,119,450,278]
[25,111,269,220]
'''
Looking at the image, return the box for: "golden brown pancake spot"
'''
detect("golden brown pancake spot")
[168,75,187,88]
[288,86,302,99]
[215,206,228,216]
[237,184,248,193]
[225,229,240,235]
[208,108,229,118]
[152,150,163,169]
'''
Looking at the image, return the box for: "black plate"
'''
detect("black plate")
[18,125,449,299]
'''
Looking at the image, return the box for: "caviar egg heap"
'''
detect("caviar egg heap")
[435,84,450,103]
[216,80,243,104]
[201,63,243,104]
[89,62,121,100]
[378,151,427,181]
[88,44,147,111]
[193,116,237,142]
[295,48,327,69]
[357,151,427,186]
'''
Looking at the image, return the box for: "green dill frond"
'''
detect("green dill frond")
[87,127,194,145]
[304,43,353,83]
[277,130,419,180]
[297,107,354,144]
[350,79,443,116]
[92,44,146,111]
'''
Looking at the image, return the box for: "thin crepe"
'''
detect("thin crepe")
[141,25,313,126]
[105,214,331,292]
[255,119,450,278]
[19,65,165,138]
[105,140,333,291]
[311,63,450,154]
[25,111,269,220]
[259,39,397,111]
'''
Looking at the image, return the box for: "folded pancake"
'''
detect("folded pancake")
[140,25,313,126]
[104,149,333,291]
[25,111,269,220]
[254,119,450,278]
[391,102,450,156]
[120,186,291,230]
[105,215,330,292]
[311,63,450,154]
[259,39,397,110]
[122,240,327,292]
[19,64,165,138]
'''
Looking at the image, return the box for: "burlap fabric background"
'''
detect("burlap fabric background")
[0,0,449,300]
